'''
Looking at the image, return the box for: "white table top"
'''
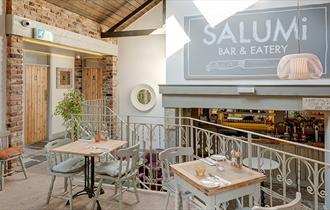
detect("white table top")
[242,157,280,171]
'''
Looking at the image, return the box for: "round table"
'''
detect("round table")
[242,157,280,171]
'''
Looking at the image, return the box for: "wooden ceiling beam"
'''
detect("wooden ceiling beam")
[101,0,155,38]
[103,29,157,37]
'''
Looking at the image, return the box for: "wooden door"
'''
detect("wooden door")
[82,68,103,100]
[25,65,48,145]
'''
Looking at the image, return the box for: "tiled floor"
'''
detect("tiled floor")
[23,146,47,169]
[7,143,324,210]
[0,161,176,210]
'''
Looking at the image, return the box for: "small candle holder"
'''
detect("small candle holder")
[195,165,206,177]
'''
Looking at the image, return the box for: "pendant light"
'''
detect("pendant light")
[277,0,323,80]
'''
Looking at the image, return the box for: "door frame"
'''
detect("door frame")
[23,63,50,145]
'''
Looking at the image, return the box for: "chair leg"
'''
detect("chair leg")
[164,191,170,210]
[64,177,68,192]
[19,156,27,179]
[92,179,103,210]
[47,175,56,204]
[118,183,123,210]
[0,161,4,191]
[68,177,73,210]
[133,178,139,203]
[114,183,118,196]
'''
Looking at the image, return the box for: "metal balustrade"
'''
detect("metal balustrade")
[79,99,330,209]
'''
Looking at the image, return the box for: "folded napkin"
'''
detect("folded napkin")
[200,157,217,166]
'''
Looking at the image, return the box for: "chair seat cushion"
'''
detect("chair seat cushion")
[52,157,84,173]
[162,177,176,192]
[0,147,24,160]
[95,160,131,177]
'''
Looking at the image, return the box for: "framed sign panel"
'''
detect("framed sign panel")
[56,68,73,89]
[184,3,329,79]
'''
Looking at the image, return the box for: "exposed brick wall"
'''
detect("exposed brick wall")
[101,55,118,113]
[6,34,24,147]
[74,57,82,93]
[5,0,119,146]
[6,0,116,44]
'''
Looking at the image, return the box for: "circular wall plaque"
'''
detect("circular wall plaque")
[130,84,156,112]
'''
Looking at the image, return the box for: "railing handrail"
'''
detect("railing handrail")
[82,99,328,209]
[128,115,330,154]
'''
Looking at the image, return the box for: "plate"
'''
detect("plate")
[200,177,221,188]
[210,155,226,161]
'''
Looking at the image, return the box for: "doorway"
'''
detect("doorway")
[24,64,49,145]
[82,67,103,100]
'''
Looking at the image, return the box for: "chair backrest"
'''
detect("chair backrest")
[0,132,10,150]
[117,144,140,178]
[159,147,194,183]
[252,192,301,210]
[45,139,72,173]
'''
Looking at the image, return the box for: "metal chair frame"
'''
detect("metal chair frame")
[252,192,301,210]
[0,132,27,191]
[45,139,83,210]
[159,147,194,210]
[92,144,140,210]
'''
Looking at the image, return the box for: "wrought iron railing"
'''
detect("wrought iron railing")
[81,100,330,209]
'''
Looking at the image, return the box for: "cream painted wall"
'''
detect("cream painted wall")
[118,3,165,124]
[0,0,6,133]
[166,0,330,85]
[49,54,75,139]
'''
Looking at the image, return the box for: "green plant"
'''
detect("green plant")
[54,90,83,141]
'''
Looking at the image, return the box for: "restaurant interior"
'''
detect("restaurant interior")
[1,0,330,210]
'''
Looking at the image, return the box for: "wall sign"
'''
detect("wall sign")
[184,4,329,79]
[33,28,54,42]
[303,98,330,110]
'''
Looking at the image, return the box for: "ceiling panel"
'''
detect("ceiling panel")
[45,0,162,30]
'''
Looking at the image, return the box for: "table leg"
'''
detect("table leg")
[175,179,181,210]
[90,156,95,198]
[253,183,261,206]
[86,156,90,189]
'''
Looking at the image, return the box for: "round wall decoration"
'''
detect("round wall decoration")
[130,84,156,112]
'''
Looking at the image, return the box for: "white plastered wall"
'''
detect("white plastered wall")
[118,3,165,124]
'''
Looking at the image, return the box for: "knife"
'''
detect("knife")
[208,173,231,185]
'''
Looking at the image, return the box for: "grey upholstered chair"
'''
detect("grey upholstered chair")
[159,147,194,210]
[91,144,140,210]
[45,139,84,210]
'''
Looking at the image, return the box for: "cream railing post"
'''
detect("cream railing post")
[248,133,252,169]
[178,109,182,147]
[127,116,130,145]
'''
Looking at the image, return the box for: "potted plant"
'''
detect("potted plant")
[54,90,83,142]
